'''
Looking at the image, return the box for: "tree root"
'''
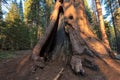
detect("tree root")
[31,57,45,73]
[70,55,85,75]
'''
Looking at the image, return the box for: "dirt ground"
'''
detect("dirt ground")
[0,50,120,80]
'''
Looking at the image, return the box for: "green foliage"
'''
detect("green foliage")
[83,0,93,23]
[24,0,40,25]
[91,21,116,50]
[44,0,54,26]
[103,0,119,17]
[114,8,120,20]
[5,2,20,22]
[92,24,102,40]
[0,20,30,50]
[24,0,45,44]
[114,8,120,51]
[104,21,116,50]
[28,26,38,48]
[0,1,39,50]
[0,19,40,50]
[0,51,16,59]
[103,0,111,19]
[19,0,24,20]
[24,0,33,23]
[23,0,52,48]
[1,0,42,50]
[0,0,2,20]
[0,2,29,50]
[114,8,120,28]
[24,0,53,27]
[114,8,120,35]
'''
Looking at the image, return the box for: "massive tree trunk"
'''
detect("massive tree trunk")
[95,0,110,49]
[29,0,117,76]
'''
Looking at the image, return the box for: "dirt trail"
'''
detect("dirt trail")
[96,58,120,80]
[0,51,120,80]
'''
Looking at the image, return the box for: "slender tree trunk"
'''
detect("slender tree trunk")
[118,0,120,6]
[114,8,120,53]
[109,0,119,53]
[0,0,2,20]
[95,0,110,49]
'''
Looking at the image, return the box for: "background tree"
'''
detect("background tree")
[0,1,31,50]
[95,0,110,48]
[104,21,116,50]
[24,0,40,48]
[19,0,23,20]
[114,8,120,53]
[0,0,2,20]
[84,0,102,40]
[44,0,54,26]
[24,0,54,48]
[103,0,120,52]
[5,2,20,22]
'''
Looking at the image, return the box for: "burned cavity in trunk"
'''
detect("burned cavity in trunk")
[30,0,116,76]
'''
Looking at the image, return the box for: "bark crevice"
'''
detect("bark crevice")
[31,0,115,75]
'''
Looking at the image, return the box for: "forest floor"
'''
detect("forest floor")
[0,50,120,80]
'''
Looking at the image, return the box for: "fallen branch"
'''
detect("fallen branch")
[53,68,64,80]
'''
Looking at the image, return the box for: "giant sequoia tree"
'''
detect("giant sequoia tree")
[17,0,120,79]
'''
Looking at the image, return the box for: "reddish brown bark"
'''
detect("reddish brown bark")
[63,0,111,56]
[62,0,112,73]
[11,1,120,80]
[32,0,62,60]
[31,0,116,74]
[95,0,110,49]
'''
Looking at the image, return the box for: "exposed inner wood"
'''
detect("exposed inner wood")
[31,0,62,61]
[31,0,116,74]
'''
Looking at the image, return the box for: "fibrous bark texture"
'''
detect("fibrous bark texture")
[32,0,62,60]
[31,0,115,74]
